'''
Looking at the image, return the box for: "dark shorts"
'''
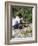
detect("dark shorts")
[13,23,20,29]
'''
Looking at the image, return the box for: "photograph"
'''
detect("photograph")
[11,6,32,38]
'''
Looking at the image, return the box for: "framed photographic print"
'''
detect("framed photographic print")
[5,1,37,45]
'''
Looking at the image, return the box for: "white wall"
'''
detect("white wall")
[0,0,38,46]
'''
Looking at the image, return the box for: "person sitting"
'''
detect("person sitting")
[12,16,20,29]
[12,13,23,29]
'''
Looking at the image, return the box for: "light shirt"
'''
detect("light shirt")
[15,16,20,23]
[12,16,20,26]
[12,18,16,26]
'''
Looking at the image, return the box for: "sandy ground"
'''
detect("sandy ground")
[12,26,32,38]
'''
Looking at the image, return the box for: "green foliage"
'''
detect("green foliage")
[11,7,32,23]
